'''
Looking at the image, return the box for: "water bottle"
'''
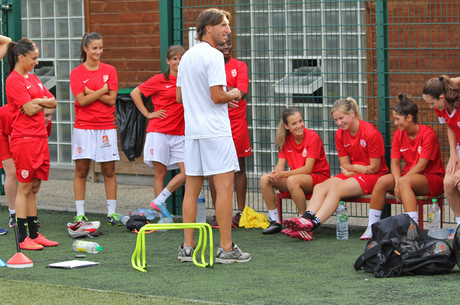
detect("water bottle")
[72,240,102,254]
[196,190,206,223]
[157,215,174,232]
[120,214,129,226]
[129,209,157,220]
[427,198,441,230]
[336,201,349,240]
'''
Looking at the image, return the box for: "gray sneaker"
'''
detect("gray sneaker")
[177,244,194,262]
[216,243,251,264]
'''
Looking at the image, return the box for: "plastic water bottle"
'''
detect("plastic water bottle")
[72,240,102,254]
[336,201,349,240]
[427,198,441,230]
[120,214,129,226]
[129,209,157,220]
[157,215,174,232]
[196,190,206,223]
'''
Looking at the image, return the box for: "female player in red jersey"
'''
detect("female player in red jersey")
[5,38,58,249]
[70,32,120,225]
[260,108,330,236]
[423,75,460,229]
[130,45,185,217]
[361,93,445,239]
[0,35,15,234]
[210,34,251,228]
[283,97,389,240]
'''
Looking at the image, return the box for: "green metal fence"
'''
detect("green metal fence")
[167,0,459,225]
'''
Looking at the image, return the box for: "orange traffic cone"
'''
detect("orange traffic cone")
[7,223,33,268]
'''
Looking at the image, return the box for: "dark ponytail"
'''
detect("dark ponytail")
[6,39,37,74]
[80,32,102,63]
[394,92,418,123]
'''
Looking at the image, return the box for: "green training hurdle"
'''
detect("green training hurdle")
[131,223,214,272]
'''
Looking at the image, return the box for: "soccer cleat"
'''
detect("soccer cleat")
[177,244,194,262]
[32,233,59,247]
[150,202,174,219]
[9,213,16,227]
[0,227,8,235]
[232,211,242,228]
[216,243,251,264]
[20,236,44,250]
[107,213,123,226]
[262,220,282,234]
[73,214,89,223]
[283,216,313,232]
[67,221,101,238]
[360,226,373,240]
[210,215,219,229]
[281,228,313,241]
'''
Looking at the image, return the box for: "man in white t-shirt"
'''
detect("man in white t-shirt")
[176,8,251,264]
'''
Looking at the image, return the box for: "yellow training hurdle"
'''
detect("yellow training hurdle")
[131,223,214,272]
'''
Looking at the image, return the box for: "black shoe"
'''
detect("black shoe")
[263,220,282,234]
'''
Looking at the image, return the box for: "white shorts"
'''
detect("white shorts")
[143,132,185,170]
[72,128,120,162]
[185,136,240,176]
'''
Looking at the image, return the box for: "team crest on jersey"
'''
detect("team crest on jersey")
[418,146,422,154]
[76,147,82,154]
[360,139,367,147]
[302,148,308,158]
[150,148,154,156]
[21,170,29,179]
[102,135,109,144]
[103,75,109,82]
[231,69,237,77]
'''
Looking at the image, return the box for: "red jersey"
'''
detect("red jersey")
[335,120,388,174]
[70,62,118,130]
[138,74,184,135]
[278,128,330,178]
[226,57,249,121]
[391,124,444,175]
[0,104,12,138]
[434,107,460,145]
[5,71,53,139]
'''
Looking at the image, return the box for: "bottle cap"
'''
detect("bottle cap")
[339,201,344,205]
[97,245,102,252]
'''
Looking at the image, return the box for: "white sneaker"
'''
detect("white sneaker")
[360,226,373,240]
[67,221,101,238]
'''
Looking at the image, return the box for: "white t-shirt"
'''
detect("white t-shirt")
[177,42,231,139]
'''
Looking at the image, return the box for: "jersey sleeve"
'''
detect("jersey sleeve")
[139,75,159,98]
[366,126,386,158]
[306,131,323,159]
[207,51,227,87]
[8,78,32,108]
[107,65,118,92]
[335,129,347,157]
[391,130,402,159]
[419,127,438,161]
[70,68,85,97]
[236,61,249,94]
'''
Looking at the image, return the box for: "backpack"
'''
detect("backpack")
[354,214,455,277]
[126,215,149,233]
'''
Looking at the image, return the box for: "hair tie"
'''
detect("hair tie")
[439,76,444,82]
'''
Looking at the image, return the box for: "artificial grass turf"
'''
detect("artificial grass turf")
[0,208,459,305]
